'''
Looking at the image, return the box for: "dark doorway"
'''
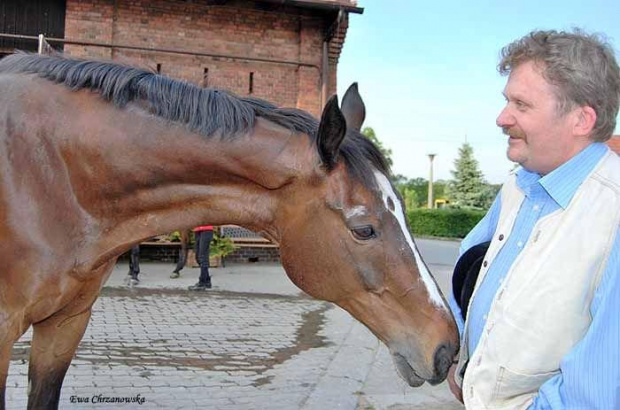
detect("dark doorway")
[0,0,66,53]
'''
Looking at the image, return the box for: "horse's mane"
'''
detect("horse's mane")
[0,53,390,183]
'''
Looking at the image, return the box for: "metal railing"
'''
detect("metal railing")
[0,33,320,70]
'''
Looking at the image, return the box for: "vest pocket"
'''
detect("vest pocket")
[492,366,558,402]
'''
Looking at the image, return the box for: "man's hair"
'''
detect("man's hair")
[499,29,620,142]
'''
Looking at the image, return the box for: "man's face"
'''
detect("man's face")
[496,60,579,175]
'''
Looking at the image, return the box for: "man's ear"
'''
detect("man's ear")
[317,95,346,170]
[341,83,366,131]
[574,105,597,138]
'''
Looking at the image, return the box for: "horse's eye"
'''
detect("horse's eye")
[351,225,376,240]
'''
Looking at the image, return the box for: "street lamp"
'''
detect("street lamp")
[427,154,436,209]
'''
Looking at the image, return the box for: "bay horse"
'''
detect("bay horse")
[0,53,458,409]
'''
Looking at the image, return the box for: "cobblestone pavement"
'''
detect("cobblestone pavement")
[5,243,463,409]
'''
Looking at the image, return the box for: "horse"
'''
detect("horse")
[0,53,458,409]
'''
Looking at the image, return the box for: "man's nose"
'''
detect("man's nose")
[496,106,514,128]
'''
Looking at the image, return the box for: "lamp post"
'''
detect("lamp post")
[427,154,436,209]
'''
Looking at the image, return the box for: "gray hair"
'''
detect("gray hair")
[499,29,620,142]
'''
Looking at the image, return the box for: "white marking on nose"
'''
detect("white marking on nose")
[373,170,447,309]
[346,205,367,219]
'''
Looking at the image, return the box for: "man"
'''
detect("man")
[448,30,620,409]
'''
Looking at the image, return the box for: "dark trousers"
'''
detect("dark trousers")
[128,245,140,279]
[195,230,213,284]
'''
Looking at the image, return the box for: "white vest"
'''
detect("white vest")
[455,151,620,409]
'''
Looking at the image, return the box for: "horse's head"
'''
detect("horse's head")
[277,84,459,386]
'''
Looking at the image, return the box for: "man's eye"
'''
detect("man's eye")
[351,226,376,240]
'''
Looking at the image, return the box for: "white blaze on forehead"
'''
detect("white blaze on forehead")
[373,170,447,308]
[345,205,368,219]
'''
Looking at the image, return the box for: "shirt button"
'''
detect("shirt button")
[483,260,488,267]
[533,204,540,211]
[499,234,504,241]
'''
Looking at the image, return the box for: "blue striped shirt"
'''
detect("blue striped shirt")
[449,142,620,409]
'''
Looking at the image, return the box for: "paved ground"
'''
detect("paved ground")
[5,239,464,409]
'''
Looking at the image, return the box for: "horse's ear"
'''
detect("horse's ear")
[317,95,347,170]
[341,83,366,132]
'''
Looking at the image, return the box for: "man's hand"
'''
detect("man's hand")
[448,363,463,403]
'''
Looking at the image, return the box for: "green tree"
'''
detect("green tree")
[393,177,427,208]
[402,187,419,211]
[393,174,452,209]
[362,126,393,168]
[433,179,448,203]
[391,173,409,187]
[409,177,429,208]
[483,183,501,208]
[448,143,489,209]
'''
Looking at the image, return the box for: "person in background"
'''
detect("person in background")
[188,225,214,290]
[126,244,140,286]
[448,29,620,409]
[170,229,191,279]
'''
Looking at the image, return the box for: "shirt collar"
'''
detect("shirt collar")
[516,143,609,209]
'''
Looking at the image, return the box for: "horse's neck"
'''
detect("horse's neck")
[67,102,311,247]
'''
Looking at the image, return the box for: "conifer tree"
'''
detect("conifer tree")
[448,143,488,209]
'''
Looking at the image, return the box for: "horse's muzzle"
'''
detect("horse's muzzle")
[428,342,458,385]
[392,341,458,387]
[392,353,425,387]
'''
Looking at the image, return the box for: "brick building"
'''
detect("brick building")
[0,0,362,117]
[1,0,363,263]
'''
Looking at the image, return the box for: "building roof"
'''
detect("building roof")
[607,136,620,155]
[260,0,363,14]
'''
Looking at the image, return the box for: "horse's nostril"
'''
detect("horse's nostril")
[429,343,457,385]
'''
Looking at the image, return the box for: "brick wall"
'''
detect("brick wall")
[120,244,280,264]
[226,246,281,263]
[63,0,350,116]
[119,244,181,263]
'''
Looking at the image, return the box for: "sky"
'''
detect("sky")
[337,0,620,184]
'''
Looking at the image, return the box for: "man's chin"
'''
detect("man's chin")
[507,145,526,164]
[506,149,519,163]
